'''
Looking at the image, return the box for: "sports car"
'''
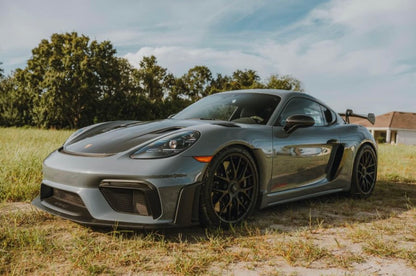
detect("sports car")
[32,89,378,228]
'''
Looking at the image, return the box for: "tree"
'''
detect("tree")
[230,69,264,90]
[181,66,212,101]
[207,73,233,94]
[266,74,303,91]
[0,33,306,128]
[24,32,122,128]
[93,58,146,122]
[135,56,170,102]
[0,69,35,126]
[0,62,4,79]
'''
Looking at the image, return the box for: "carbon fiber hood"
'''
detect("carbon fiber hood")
[63,119,207,155]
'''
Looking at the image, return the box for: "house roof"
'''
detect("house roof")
[351,111,416,130]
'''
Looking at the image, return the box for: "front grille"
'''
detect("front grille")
[99,181,161,219]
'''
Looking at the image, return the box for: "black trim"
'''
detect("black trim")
[174,182,202,226]
[325,144,345,181]
[32,196,173,230]
[212,122,240,128]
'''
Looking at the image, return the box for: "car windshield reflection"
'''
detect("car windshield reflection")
[173,92,281,125]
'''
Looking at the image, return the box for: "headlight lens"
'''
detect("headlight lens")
[130,130,200,159]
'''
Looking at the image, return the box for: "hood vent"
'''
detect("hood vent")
[150,127,184,134]
[212,122,240,128]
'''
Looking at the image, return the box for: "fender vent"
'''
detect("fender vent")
[326,144,344,181]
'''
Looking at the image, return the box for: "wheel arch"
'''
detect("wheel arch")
[349,140,378,184]
[349,140,378,197]
[194,141,264,226]
[354,140,378,163]
[208,142,268,208]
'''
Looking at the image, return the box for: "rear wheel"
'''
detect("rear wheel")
[199,147,258,227]
[350,144,377,197]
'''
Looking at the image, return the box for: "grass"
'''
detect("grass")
[0,127,72,202]
[378,143,416,182]
[0,127,416,274]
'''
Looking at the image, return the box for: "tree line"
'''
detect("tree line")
[0,32,303,129]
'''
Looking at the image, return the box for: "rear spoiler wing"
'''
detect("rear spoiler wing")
[339,109,376,125]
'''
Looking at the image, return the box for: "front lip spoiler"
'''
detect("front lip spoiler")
[31,196,176,230]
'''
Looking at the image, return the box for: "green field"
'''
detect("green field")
[1,127,416,275]
[0,128,72,202]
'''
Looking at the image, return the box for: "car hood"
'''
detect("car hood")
[62,119,239,156]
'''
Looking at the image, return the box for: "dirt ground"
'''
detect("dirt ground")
[2,186,416,276]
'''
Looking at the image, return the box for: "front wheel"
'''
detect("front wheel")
[199,147,259,227]
[350,144,377,197]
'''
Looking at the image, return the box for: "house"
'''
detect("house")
[351,111,416,145]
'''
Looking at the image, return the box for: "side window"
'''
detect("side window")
[277,98,326,126]
[321,105,333,124]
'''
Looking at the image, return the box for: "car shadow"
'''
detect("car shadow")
[94,180,415,243]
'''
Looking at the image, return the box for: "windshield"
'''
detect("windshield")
[173,92,281,125]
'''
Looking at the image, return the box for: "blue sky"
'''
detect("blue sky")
[1,0,415,114]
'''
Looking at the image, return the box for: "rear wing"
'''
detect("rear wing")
[339,109,376,125]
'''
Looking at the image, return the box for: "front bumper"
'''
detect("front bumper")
[32,150,206,228]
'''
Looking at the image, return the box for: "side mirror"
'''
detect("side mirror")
[283,115,315,133]
[368,113,375,125]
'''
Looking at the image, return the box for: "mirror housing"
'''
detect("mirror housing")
[283,115,315,133]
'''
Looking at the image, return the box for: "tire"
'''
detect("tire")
[199,147,259,227]
[350,144,377,197]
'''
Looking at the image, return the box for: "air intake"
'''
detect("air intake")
[99,180,161,219]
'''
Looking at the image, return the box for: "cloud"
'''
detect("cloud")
[0,0,268,72]
[139,0,414,113]
[1,0,415,114]
[124,46,275,77]
[270,0,416,113]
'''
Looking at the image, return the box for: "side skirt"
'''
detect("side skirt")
[264,188,345,208]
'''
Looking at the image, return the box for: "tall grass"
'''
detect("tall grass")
[377,144,416,182]
[0,127,72,202]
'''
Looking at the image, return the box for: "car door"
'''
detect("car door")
[270,97,340,194]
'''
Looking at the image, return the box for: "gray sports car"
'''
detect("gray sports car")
[32,89,377,228]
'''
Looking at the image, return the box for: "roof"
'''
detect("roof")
[352,111,416,130]
[219,89,327,107]
[222,89,302,97]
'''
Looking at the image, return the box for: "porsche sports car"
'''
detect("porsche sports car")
[32,89,377,228]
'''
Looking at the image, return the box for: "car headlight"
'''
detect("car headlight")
[130,130,200,159]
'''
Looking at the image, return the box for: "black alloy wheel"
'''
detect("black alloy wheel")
[351,144,377,197]
[200,147,258,227]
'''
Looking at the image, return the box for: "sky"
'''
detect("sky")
[1,0,415,115]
